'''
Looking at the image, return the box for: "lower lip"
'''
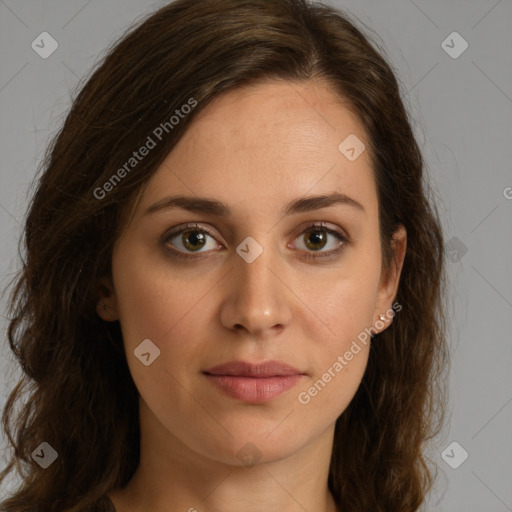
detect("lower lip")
[204,373,304,402]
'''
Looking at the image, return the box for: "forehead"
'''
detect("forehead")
[136,80,377,220]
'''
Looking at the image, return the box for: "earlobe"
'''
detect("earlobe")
[96,276,119,322]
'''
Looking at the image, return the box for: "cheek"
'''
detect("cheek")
[294,277,375,424]
[112,244,191,343]
[295,252,380,415]
[112,257,202,417]
[111,248,215,391]
[310,250,381,349]
[301,288,373,412]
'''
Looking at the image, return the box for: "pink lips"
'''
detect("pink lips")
[203,360,306,402]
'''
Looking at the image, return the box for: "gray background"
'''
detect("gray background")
[0,1,511,510]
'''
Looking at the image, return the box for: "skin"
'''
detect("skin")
[97,79,407,512]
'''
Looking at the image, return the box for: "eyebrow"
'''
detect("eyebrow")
[143,192,366,217]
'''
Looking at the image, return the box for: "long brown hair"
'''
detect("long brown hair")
[0,0,448,510]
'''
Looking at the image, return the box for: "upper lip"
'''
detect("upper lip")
[203,360,305,377]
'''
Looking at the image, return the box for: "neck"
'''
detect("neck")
[108,401,339,512]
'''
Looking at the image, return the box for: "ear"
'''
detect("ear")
[372,224,407,334]
[96,275,119,322]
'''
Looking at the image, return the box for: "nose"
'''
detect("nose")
[219,237,292,338]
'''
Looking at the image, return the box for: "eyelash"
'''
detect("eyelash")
[162,222,348,261]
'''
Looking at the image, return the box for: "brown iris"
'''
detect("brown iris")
[181,230,207,251]
[303,228,328,251]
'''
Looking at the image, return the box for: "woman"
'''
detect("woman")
[0,0,448,510]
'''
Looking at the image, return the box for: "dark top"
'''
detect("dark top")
[92,495,116,511]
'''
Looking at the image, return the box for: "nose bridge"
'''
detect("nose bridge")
[223,233,290,333]
[235,234,280,302]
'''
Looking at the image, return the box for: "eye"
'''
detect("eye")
[164,223,220,256]
[291,222,347,259]
[162,222,348,259]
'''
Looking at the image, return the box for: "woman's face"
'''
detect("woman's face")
[99,80,405,467]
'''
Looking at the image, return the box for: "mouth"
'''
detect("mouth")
[203,360,306,402]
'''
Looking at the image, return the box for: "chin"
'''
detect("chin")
[196,426,308,467]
